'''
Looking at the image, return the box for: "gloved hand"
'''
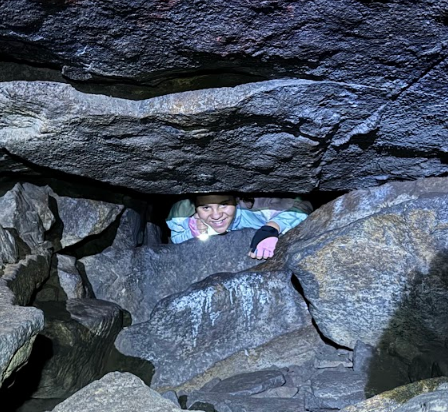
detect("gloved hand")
[188,215,207,237]
[189,215,219,239]
[249,225,279,259]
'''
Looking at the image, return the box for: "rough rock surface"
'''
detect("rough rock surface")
[280,178,448,357]
[49,372,202,412]
[0,1,446,92]
[394,389,448,412]
[340,377,448,412]
[204,370,286,396]
[115,270,310,390]
[0,256,47,387]
[2,254,51,306]
[0,79,398,194]
[304,367,366,411]
[0,283,44,387]
[186,392,305,412]
[175,325,324,393]
[0,225,18,267]
[80,209,260,324]
[54,255,88,300]
[51,195,124,249]
[0,2,447,194]
[0,183,54,254]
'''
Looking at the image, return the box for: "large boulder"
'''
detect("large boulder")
[49,372,203,412]
[263,177,448,396]
[0,79,398,194]
[0,257,47,387]
[283,177,448,352]
[115,270,311,391]
[0,2,447,194]
[80,209,260,324]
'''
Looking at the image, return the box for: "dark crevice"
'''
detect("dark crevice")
[1,300,154,412]
[0,51,326,100]
[0,57,272,100]
[0,147,150,200]
[377,144,448,163]
[0,335,56,412]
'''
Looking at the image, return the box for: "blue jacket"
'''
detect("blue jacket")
[166,198,310,244]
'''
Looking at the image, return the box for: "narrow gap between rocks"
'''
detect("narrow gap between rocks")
[0,60,270,100]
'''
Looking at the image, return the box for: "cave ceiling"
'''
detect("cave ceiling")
[0,0,447,195]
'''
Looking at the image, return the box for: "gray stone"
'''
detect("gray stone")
[284,177,448,352]
[55,255,88,299]
[284,362,316,390]
[0,1,445,95]
[81,226,260,324]
[352,341,375,374]
[115,270,311,391]
[314,345,353,369]
[0,225,18,268]
[161,391,180,408]
[209,369,286,396]
[32,299,124,399]
[186,391,305,412]
[49,372,200,412]
[0,1,447,194]
[21,183,55,231]
[252,386,299,399]
[52,194,124,249]
[110,208,142,248]
[305,368,366,411]
[2,254,51,306]
[0,78,411,195]
[175,325,324,393]
[395,390,448,412]
[340,377,448,412]
[199,378,222,392]
[0,183,55,252]
[0,277,44,387]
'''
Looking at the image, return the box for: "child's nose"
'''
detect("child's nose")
[211,208,222,219]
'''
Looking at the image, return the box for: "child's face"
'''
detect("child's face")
[195,195,237,234]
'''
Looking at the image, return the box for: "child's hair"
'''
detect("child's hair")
[194,193,237,208]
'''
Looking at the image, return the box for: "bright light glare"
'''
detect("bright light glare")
[198,233,210,241]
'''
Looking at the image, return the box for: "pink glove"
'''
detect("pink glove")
[252,237,278,259]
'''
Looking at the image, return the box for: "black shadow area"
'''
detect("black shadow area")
[365,249,448,397]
